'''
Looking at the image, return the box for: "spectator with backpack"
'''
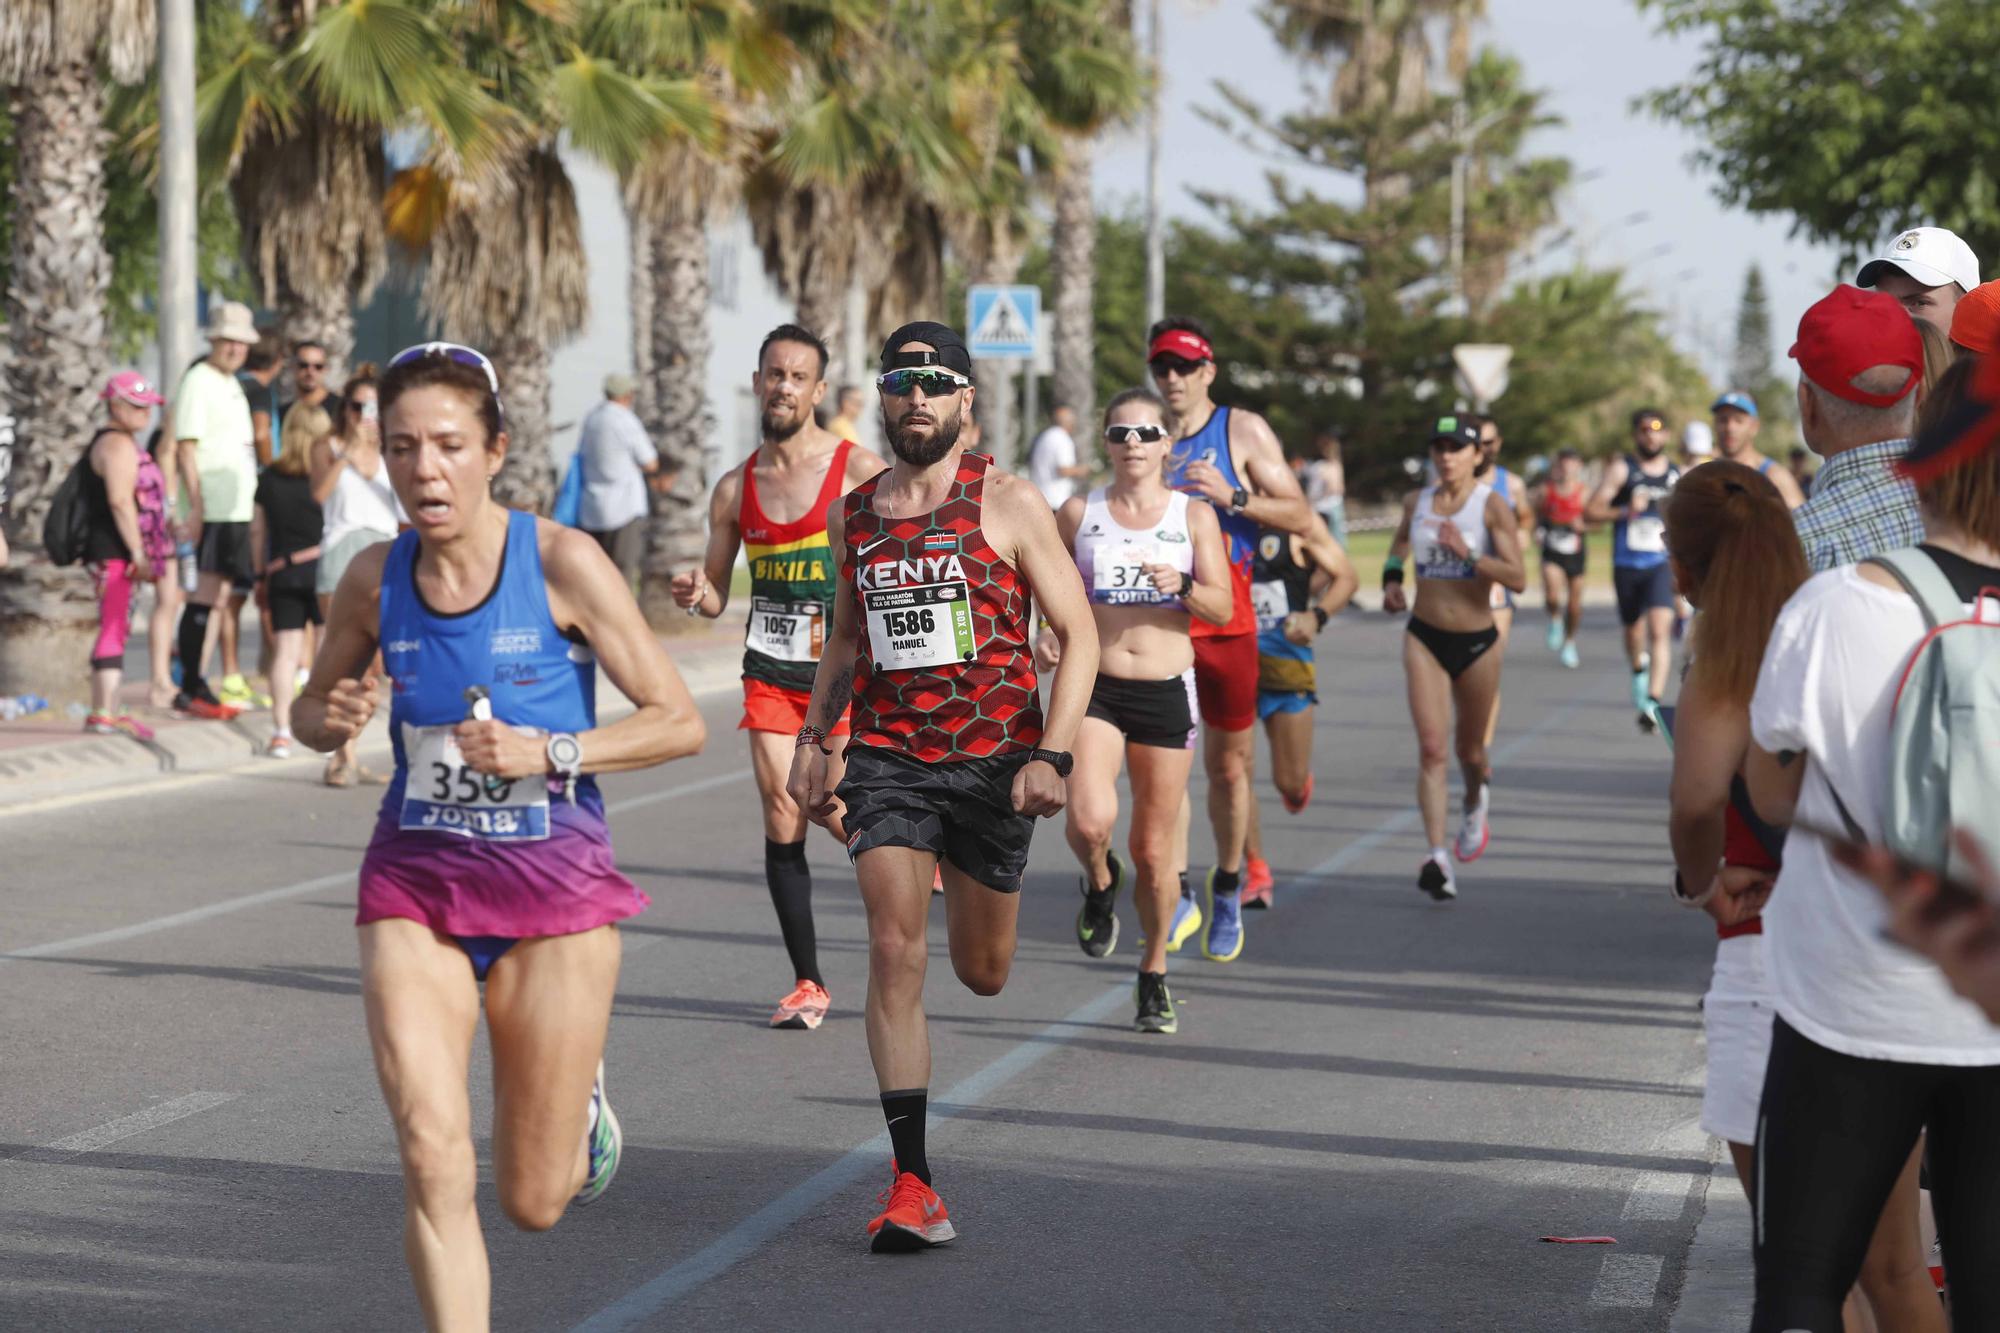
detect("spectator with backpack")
[1743,349,2000,1331]
[80,373,176,740]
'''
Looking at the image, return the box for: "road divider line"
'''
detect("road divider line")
[11,1091,240,1162]
[1590,1253,1666,1308]
[578,703,1578,1328]
[0,769,757,969]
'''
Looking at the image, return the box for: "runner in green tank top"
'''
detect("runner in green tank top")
[674,324,886,1031]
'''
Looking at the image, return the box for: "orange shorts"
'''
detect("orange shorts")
[740,677,850,737]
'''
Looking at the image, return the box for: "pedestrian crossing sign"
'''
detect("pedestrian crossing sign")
[967,285,1040,359]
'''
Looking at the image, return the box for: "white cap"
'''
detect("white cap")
[1856,226,1981,294]
[1682,422,1713,456]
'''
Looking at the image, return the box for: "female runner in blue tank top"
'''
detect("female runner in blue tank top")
[294,345,705,1330]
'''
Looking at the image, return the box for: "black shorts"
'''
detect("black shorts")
[1084,673,1195,750]
[197,521,254,585]
[837,745,1037,893]
[1613,562,1676,625]
[267,582,323,632]
[1407,615,1499,680]
[1541,543,1585,579]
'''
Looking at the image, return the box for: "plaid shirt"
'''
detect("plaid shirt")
[1791,438,1925,573]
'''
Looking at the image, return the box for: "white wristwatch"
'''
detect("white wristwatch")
[546,732,583,796]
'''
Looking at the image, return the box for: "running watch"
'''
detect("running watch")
[1228,486,1250,513]
[546,732,584,795]
[1029,748,1074,778]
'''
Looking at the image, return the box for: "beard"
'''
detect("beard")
[1635,439,1665,459]
[887,402,963,466]
[761,402,809,443]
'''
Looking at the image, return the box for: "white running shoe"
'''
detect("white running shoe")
[1456,785,1490,863]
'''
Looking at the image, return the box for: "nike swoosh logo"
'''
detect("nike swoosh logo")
[886,1115,907,1127]
[857,536,891,558]
[923,1197,942,1218]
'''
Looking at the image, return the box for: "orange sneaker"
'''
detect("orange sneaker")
[1241,856,1275,910]
[932,865,944,895]
[770,979,831,1031]
[867,1165,955,1252]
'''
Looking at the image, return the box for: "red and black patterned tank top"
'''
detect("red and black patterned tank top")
[841,451,1043,763]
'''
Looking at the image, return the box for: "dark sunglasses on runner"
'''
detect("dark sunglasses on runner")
[876,367,969,397]
[387,341,506,423]
[1148,354,1206,379]
[1104,423,1170,445]
[296,358,327,371]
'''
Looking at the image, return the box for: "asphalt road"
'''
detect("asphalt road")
[0,608,1718,1331]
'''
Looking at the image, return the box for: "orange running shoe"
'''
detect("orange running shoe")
[867,1164,955,1252]
[932,864,944,895]
[770,979,831,1030]
[1241,855,1275,910]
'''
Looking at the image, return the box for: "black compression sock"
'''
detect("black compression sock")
[1212,867,1242,898]
[881,1089,930,1184]
[177,603,211,696]
[1179,871,1191,899]
[765,838,821,986]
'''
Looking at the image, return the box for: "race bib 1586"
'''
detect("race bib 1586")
[865,581,975,671]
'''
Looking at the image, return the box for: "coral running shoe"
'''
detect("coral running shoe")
[174,692,241,721]
[770,979,831,1031]
[574,1061,622,1207]
[1241,856,1274,910]
[868,1165,955,1252]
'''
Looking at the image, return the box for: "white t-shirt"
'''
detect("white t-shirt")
[173,360,258,523]
[577,399,659,532]
[1749,566,2000,1065]
[1028,426,1079,509]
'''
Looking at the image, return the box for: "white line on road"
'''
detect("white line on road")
[0,769,756,969]
[1621,1170,1696,1221]
[576,704,1579,1329]
[1591,1253,1666,1308]
[19,1091,240,1161]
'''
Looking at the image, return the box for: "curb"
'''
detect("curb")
[0,636,747,813]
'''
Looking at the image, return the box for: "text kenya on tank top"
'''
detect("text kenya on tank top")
[841,452,1043,763]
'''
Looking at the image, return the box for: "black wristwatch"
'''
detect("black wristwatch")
[1176,570,1194,598]
[1228,486,1250,514]
[1029,748,1074,778]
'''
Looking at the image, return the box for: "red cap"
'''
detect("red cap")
[1148,329,1213,363]
[1788,285,1922,407]
[1950,280,2000,355]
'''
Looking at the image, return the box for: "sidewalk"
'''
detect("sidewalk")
[0,614,749,811]
[1669,1150,1751,1332]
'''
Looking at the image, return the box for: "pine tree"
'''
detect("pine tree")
[1730,264,1774,394]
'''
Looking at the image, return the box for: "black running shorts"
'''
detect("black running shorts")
[197,520,254,586]
[1084,672,1195,750]
[837,745,1037,893]
[1613,562,1676,625]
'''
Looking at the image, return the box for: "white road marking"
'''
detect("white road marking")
[1622,1170,1696,1221]
[1590,1253,1666,1308]
[25,1091,239,1161]
[0,769,756,968]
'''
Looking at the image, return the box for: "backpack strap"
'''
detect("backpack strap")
[1867,547,1963,629]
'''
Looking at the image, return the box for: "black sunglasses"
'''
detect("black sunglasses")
[876,367,969,397]
[1105,423,1170,445]
[297,359,326,370]
[1148,355,1206,379]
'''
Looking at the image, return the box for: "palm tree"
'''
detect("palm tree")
[0,0,154,694]
[198,0,488,381]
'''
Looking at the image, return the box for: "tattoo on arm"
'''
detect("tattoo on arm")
[821,666,854,724]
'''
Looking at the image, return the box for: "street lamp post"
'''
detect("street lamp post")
[157,0,198,399]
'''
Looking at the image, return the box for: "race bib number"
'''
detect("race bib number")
[1251,579,1290,627]
[1413,519,1475,581]
[1093,543,1168,605]
[1545,527,1581,556]
[1626,513,1666,554]
[865,581,976,671]
[399,723,550,841]
[746,595,824,662]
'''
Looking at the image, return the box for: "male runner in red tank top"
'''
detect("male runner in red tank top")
[787,321,1099,1252]
[1148,317,1314,941]
[674,324,886,1032]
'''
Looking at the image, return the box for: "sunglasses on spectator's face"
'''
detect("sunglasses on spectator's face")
[1148,355,1206,379]
[1105,423,1170,445]
[876,367,969,397]
[297,359,326,371]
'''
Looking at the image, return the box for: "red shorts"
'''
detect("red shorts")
[739,677,850,737]
[1191,632,1259,731]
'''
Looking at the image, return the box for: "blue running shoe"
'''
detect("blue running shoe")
[1559,641,1580,670]
[574,1060,622,1207]
[1202,869,1244,962]
[1544,619,1564,653]
[1629,668,1651,714]
[1165,892,1202,953]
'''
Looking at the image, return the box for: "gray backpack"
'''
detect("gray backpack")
[1869,548,2000,883]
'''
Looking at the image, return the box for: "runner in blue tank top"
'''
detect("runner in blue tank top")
[1147,317,1315,962]
[294,344,706,1329]
[1710,390,1806,509]
[1587,408,1682,730]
